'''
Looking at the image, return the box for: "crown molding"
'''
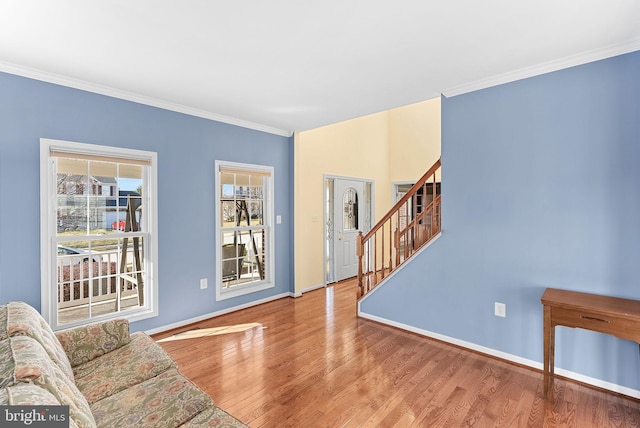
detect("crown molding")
[443,39,640,98]
[0,60,293,138]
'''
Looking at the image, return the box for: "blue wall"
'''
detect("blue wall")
[361,51,640,391]
[0,72,294,332]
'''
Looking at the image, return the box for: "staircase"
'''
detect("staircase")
[356,158,441,298]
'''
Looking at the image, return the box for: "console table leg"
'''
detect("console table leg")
[543,305,554,400]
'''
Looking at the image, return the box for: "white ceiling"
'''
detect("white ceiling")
[1,1,639,136]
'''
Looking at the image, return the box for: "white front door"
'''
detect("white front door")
[334,179,365,281]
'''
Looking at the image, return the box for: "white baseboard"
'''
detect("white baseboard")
[150,283,324,336]
[144,292,294,335]
[357,310,640,399]
[293,283,325,297]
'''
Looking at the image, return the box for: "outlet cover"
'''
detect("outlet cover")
[495,302,506,317]
[200,278,208,289]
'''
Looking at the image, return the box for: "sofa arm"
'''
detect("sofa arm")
[55,319,131,367]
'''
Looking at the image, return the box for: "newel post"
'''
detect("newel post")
[356,231,363,297]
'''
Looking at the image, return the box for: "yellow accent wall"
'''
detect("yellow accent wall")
[388,98,441,183]
[294,97,441,293]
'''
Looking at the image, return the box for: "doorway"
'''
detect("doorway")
[324,176,373,284]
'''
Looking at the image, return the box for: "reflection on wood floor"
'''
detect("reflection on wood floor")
[153,278,640,427]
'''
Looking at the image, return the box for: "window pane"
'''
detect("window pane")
[251,201,263,225]
[238,230,253,251]
[119,236,145,311]
[88,196,108,234]
[117,194,142,233]
[221,200,236,226]
[88,162,115,195]
[221,231,236,247]
[57,196,79,233]
[55,235,144,325]
[57,159,90,234]
[248,179,263,199]
[221,235,245,285]
[234,201,247,225]
[241,229,265,281]
[56,158,144,236]
[221,227,267,288]
[57,157,88,176]
[343,188,358,231]
[221,177,234,198]
[235,174,249,197]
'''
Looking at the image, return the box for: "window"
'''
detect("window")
[40,139,158,330]
[215,161,274,300]
[342,187,358,231]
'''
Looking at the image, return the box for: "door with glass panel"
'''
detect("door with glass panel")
[333,179,365,281]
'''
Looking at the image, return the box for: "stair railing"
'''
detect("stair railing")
[356,158,441,298]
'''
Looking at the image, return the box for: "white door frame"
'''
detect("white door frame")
[323,174,374,285]
[392,180,416,203]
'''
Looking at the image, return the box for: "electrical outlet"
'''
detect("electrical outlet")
[495,302,506,317]
[200,278,208,289]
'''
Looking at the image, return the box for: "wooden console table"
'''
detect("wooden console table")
[541,288,640,400]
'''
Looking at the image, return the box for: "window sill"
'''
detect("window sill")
[216,281,274,301]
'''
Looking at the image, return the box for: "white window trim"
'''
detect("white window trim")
[40,138,159,330]
[215,160,275,301]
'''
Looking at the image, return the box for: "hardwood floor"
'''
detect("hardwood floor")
[153,279,640,427]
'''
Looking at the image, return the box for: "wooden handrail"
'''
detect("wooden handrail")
[357,158,441,299]
[361,158,441,243]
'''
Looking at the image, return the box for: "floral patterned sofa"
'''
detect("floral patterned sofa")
[0,302,246,428]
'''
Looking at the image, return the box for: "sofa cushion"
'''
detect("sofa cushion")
[90,369,212,428]
[56,319,131,367]
[0,383,61,406]
[4,301,75,381]
[0,337,14,384]
[74,332,177,403]
[0,384,80,428]
[0,304,7,341]
[3,336,96,428]
[178,405,248,427]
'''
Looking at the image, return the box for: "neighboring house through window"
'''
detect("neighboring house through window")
[215,160,274,300]
[40,138,158,330]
